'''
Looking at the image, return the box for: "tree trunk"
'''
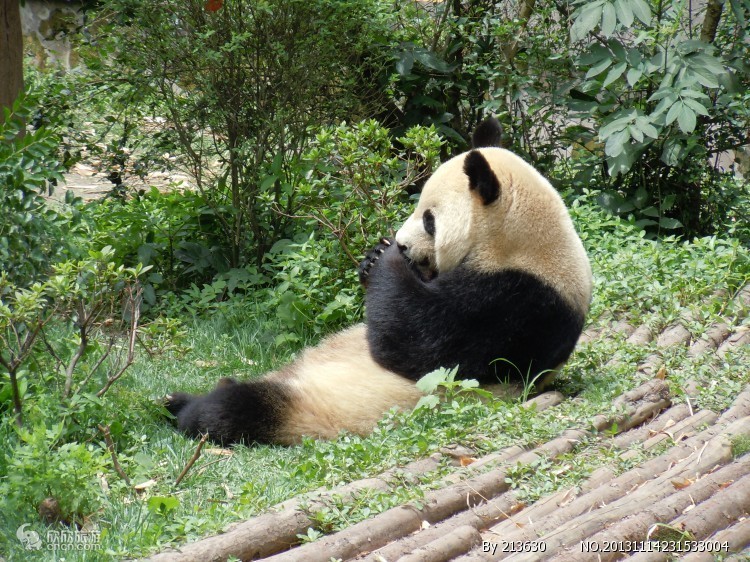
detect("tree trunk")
[0,0,24,122]
[700,0,725,44]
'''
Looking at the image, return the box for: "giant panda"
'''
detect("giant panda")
[165,117,592,446]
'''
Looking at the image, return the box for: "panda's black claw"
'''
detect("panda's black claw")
[359,238,395,286]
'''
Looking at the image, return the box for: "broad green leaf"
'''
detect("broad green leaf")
[634,186,649,207]
[601,2,617,36]
[614,0,634,26]
[691,68,720,88]
[579,44,610,65]
[659,217,683,229]
[682,97,709,116]
[599,111,636,138]
[691,53,727,75]
[680,89,710,100]
[414,50,455,73]
[572,2,605,41]
[396,51,414,76]
[603,62,627,87]
[608,38,627,60]
[634,218,658,228]
[665,101,683,125]
[607,147,637,176]
[260,175,278,190]
[416,366,457,393]
[630,0,652,24]
[628,124,644,142]
[586,56,614,78]
[604,128,630,157]
[640,205,660,217]
[635,116,659,138]
[661,138,684,166]
[653,96,676,116]
[596,191,636,213]
[626,68,643,86]
[649,87,678,102]
[661,194,677,211]
[677,105,697,133]
[415,394,440,410]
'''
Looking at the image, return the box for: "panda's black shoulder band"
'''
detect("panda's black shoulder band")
[464,150,500,205]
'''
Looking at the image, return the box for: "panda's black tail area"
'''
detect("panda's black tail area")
[166,378,293,446]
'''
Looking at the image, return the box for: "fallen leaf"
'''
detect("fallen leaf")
[206,448,233,456]
[671,477,694,489]
[195,360,218,368]
[134,479,157,491]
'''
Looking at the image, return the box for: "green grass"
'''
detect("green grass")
[1,198,749,560]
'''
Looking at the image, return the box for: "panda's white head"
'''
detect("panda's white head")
[394,149,498,277]
[394,118,592,313]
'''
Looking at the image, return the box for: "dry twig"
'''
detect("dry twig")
[176,433,210,486]
[98,424,131,487]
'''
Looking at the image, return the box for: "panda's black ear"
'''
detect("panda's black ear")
[464,150,500,205]
[471,116,503,148]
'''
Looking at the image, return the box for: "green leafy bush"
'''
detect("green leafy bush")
[2,422,108,523]
[386,0,575,163]
[85,188,230,297]
[0,94,83,284]
[106,0,398,267]
[567,0,750,236]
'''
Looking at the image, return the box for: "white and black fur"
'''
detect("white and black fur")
[165,118,592,446]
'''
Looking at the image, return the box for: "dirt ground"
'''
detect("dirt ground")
[53,162,194,203]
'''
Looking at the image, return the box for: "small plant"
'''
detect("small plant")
[731,434,750,459]
[296,527,324,544]
[490,358,555,403]
[414,366,492,411]
[0,247,148,426]
[2,424,109,525]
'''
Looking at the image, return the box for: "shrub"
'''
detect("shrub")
[0,94,83,285]
[105,0,398,267]
[85,188,229,297]
[566,0,750,236]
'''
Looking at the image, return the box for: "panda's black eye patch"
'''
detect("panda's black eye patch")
[423,209,436,237]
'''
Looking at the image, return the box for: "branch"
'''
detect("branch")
[96,286,141,398]
[700,0,725,44]
[503,0,537,64]
[76,335,115,394]
[40,329,65,372]
[63,321,88,398]
[175,433,210,486]
[98,424,132,487]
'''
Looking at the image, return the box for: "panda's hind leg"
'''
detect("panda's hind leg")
[164,377,294,446]
[164,392,195,418]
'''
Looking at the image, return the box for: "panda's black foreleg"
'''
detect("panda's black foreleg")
[358,237,393,286]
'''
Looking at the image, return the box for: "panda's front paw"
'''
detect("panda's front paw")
[358,237,393,286]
